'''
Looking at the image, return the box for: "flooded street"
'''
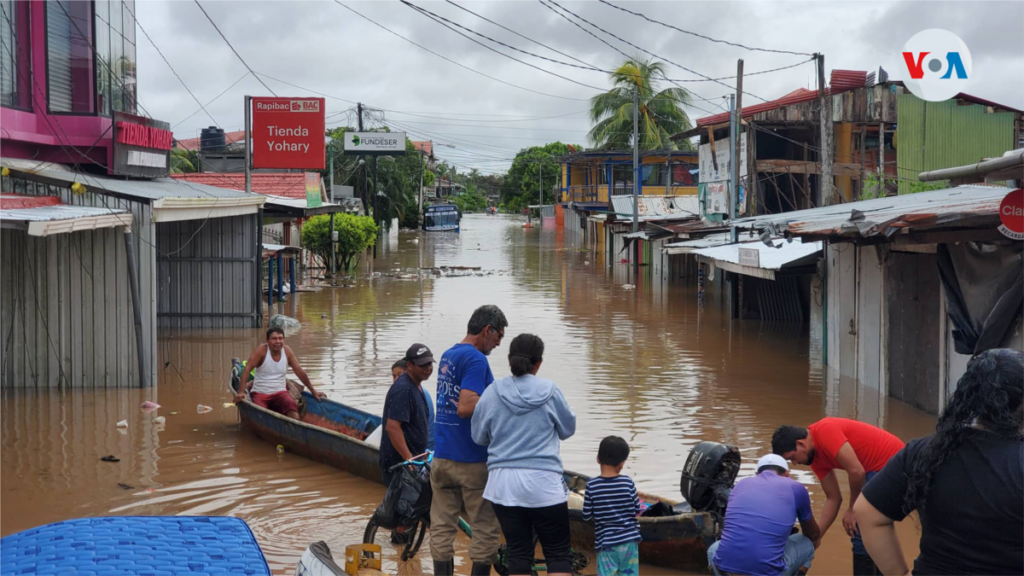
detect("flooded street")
[2,214,935,575]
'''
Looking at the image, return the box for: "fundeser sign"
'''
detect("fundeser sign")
[251,97,325,170]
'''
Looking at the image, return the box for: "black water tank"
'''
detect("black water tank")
[200,126,226,151]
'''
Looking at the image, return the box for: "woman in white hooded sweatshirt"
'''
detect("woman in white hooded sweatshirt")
[472,333,577,576]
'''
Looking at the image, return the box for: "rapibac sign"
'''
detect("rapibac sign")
[251,97,325,170]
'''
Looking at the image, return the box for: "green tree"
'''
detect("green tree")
[452,187,488,213]
[502,142,575,211]
[589,56,693,151]
[301,213,378,273]
[170,148,198,174]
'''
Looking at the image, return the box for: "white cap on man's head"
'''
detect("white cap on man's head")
[756,454,789,473]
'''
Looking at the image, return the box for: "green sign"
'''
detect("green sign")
[305,172,322,208]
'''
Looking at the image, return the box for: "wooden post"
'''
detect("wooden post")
[858,126,867,200]
[878,122,885,195]
[817,54,835,205]
[803,144,811,208]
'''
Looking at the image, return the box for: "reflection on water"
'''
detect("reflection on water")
[1,215,933,574]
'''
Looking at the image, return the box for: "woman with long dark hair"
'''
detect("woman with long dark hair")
[854,348,1024,575]
[471,334,577,576]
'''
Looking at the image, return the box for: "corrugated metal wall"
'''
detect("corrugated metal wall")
[156,214,258,329]
[1,177,157,388]
[897,95,1017,193]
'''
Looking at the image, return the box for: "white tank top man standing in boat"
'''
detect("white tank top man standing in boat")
[234,327,326,418]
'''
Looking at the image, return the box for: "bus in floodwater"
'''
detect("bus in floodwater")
[423,204,460,232]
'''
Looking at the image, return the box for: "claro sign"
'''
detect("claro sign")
[251,97,325,170]
[343,131,407,155]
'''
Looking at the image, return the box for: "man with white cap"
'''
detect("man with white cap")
[707,454,821,576]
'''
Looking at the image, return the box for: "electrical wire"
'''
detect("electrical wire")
[128,2,220,127]
[334,1,588,102]
[402,0,606,91]
[597,0,814,56]
[193,0,277,95]
[172,71,251,129]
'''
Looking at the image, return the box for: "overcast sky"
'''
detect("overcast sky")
[137,1,1024,174]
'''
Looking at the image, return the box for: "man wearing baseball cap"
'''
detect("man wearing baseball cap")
[707,455,821,576]
[379,344,435,487]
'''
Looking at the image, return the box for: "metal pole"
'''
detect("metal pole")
[418,146,425,227]
[632,85,639,235]
[729,94,738,243]
[277,252,284,303]
[267,254,273,310]
[329,212,336,276]
[732,59,743,243]
[817,54,835,205]
[256,208,263,327]
[372,155,378,259]
[245,95,252,195]
[123,228,149,388]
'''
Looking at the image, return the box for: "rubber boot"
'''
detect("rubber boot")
[853,553,880,576]
[433,559,454,576]
[470,562,493,576]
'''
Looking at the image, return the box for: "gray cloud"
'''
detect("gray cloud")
[136,1,1023,173]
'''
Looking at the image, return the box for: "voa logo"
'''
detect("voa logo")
[901,29,972,102]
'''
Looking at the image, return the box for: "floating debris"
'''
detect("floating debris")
[196,405,213,414]
[118,483,134,490]
[116,420,128,428]
[140,401,160,413]
[154,416,166,425]
[622,284,636,290]
[100,455,120,463]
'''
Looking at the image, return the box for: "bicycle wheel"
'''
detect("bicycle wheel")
[362,517,429,575]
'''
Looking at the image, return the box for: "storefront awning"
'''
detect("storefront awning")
[262,195,346,218]
[0,195,132,236]
[692,238,822,280]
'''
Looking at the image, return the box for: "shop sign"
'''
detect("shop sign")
[998,188,1024,240]
[252,97,326,170]
[342,131,407,155]
[111,112,172,177]
[738,247,760,268]
[305,172,323,208]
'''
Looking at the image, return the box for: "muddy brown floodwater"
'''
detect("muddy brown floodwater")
[2,214,936,575]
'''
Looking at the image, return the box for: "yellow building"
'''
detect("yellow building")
[560,150,699,207]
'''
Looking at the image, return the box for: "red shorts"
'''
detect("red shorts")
[251,390,298,415]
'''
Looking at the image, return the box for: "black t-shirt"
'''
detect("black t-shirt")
[379,373,429,473]
[862,429,1023,576]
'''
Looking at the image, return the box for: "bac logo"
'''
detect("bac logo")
[902,29,972,102]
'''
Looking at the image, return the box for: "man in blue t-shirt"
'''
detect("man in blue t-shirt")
[708,454,822,576]
[429,305,508,576]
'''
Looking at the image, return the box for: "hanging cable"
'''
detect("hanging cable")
[193,0,277,95]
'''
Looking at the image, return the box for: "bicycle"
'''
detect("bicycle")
[363,452,591,575]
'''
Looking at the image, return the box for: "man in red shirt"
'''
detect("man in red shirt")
[772,418,904,576]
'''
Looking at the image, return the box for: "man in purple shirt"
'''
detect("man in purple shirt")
[708,455,822,576]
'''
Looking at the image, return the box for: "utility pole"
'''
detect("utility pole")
[817,54,835,205]
[357,102,369,216]
[418,144,425,227]
[731,59,743,243]
[328,138,335,277]
[632,84,640,281]
[372,155,378,259]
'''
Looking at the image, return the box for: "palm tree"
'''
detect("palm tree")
[588,56,693,151]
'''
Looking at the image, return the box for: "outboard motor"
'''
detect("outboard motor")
[680,441,741,520]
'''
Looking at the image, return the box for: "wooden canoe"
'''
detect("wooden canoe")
[228,365,717,571]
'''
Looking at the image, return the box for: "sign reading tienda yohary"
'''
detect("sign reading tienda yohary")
[111,112,172,178]
[343,132,407,155]
[251,97,325,170]
[998,189,1024,240]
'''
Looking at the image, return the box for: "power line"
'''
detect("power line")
[129,3,220,127]
[543,0,769,102]
[334,1,588,102]
[597,0,814,56]
[193,0,277,95]
[445,0,597,68]
[402,0,605,91]
[172,71,251,129]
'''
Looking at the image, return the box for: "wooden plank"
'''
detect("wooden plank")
[756,159,864,177]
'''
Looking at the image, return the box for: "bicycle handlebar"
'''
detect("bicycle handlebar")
[388,450,433,472]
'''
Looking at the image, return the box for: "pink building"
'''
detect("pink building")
[2,0,139,168]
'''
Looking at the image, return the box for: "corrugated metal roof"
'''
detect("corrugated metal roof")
[2,160,260,201]
[663,232,734,254]
[830,70,868,93]
[0,195,132,236]
[692,238,822,270]
[731,185,1012,239]
[610,195,700,221]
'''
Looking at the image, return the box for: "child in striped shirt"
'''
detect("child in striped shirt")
[582,436,641,576]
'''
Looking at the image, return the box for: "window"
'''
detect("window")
[671,162,699,186]
[94,0,136,115]
[0,0,30,110]
[47,0,94,113]
[642,164,667,186]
